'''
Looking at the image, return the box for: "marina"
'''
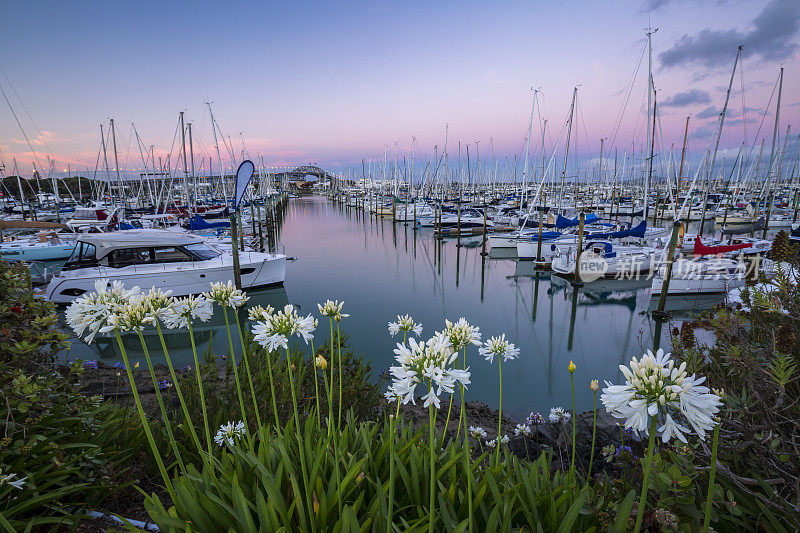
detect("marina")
[3,1,800,529]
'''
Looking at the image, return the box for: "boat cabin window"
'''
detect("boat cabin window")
[183,243,221,260]
[153,246,192,263]
[73,209,98,220]
[62,242,97,270]
[108,248,154,268]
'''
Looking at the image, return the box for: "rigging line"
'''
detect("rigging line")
[0,64,55,160]
[743,73,778,167]
[575,93,594,173]
[609,38,647,150]
[0,77,45,174]
[739,51,747,149]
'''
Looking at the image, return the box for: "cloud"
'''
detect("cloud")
[696,106,720,119]
[642,0,671,11]
[660,89,711,107]
[659,0,800,68]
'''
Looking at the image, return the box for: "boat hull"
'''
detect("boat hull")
[45,252,286,304]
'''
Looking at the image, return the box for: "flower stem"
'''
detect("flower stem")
[702,420,721,533]
[428,402,436,533]
[136,330,187,476]
[587,390,597,482]
[187,321,212,454]
[462,379,473,532]
[633,416,659,533]
[455,348,466,443]
[233,311,261,428]
[496,356,503,463]
[114,330,175,501]
[387,401,399,533]
[223,309,249,431]
[311,337,321,424]
[285,347,314,531]
[337,321,343,429]
[569,372,576,479]
[155,323,206,467]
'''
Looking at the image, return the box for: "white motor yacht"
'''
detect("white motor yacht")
[44,230,286,303]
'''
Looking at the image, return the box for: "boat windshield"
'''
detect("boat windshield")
[61,242,96,270]
[184,242,222,260]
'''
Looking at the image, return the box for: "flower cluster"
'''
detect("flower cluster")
[83,360,98,370]
[158,380,173,390]
[251,304,317,352]
[479,334,520,364]
[204,280,249,309]
[388,314,423,337]
[214,421,246,447]
[442,318,481,351]
[386,333,470,409]
[486,435,509,448]
[526,412,545,426]
[601,349,722,443]
[248,305,274,322]
[468,426,488,439]
[65,279,141,343]
[0,469,26,490]
[514,423,532,437]
[162,295,214,330]
[318,299,349,322]
[549,407,571,423]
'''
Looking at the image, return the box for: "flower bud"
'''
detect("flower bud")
[568,361,576,373]
[590,379,599,392]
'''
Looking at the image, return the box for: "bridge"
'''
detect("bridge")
[271,166,337,182]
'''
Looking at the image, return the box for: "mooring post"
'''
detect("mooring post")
[230,212,242,289]
[571,212,585,287]
[653,220,681,320]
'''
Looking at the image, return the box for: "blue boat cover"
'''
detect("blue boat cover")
[189,215,231,230]
[555,213,599,229]
[586,221,647,240]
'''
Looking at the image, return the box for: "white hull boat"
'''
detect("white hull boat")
[45,230,286,304]
[650,257,745,295]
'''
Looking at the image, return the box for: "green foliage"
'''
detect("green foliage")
[144,413,603,532]
[178,331,382,441]
[0,261,69,365]
[669,256,800,527]
[0,259,152,529]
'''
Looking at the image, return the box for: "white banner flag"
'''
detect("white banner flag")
[234,160,255,210]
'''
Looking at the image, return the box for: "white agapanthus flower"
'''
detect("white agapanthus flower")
[161,295,214,329]
[214,420,246,447]
[469,426,488,439]
[101,294,153,333]
[251,304,317,352]
[442,317,482,351]
[479,334,520,364]
[514,423,532,437]
[318,299,349,322]
[486,439,497,448]
[601,349,722,443]
[0,470,26,490]
[388,332,470,409]
[499,434,509,444]
[141,287,175,322]
[204,280,249,309]
[388,314,423,337]
[549,407,571,423]
[248,305,274,323]
[65,279,141,343]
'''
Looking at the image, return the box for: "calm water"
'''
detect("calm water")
[64,196,727,419]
